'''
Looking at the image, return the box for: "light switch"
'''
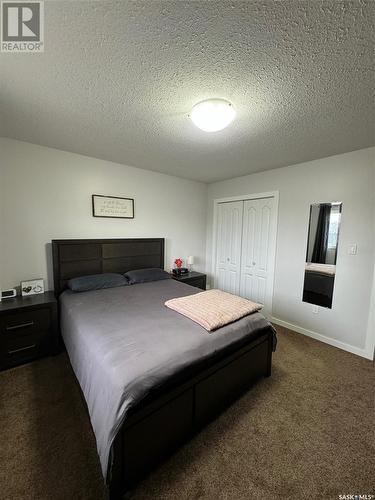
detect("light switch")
[348,244,357,255]
[312,305,319,314]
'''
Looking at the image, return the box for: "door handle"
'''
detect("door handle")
[8,344,36,355]
[6,321,34,331]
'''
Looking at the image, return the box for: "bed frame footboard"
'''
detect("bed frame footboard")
[109,330,273,499]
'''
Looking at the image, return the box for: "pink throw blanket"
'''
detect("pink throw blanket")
[165,289,262,331]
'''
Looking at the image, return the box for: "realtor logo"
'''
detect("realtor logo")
[1,1,44,52]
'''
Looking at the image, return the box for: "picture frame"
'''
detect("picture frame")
[92,194,134,219]
[21,278,44,296]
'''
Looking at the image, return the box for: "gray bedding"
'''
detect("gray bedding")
[60,279,275,480]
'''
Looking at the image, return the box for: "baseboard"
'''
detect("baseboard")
[271,317,374,361]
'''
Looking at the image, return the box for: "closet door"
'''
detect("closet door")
[215,201,243,295]
[240,197,275,316]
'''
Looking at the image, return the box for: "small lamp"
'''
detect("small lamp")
[187,256,194,272]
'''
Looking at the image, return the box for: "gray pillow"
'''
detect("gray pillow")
[125,268,171,284]
[67,273,129,292]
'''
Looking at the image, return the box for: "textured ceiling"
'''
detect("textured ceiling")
[1,0,374,183]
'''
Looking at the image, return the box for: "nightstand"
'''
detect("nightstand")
[0,291,58,370]
[171,271,207,290]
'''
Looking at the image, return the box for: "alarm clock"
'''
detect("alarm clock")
[0,288,17,301]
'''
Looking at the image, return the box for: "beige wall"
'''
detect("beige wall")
[0,138,207,290]
[206,148,375,359]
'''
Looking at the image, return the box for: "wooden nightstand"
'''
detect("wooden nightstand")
[171,271,207,290]
[0,291,58,370]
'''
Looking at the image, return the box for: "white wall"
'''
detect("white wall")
[0,138,207,290]
[207,148,375,359]
[1,138,373,360]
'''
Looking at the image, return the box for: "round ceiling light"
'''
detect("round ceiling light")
[190,99,235,132]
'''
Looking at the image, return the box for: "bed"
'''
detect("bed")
[52,238,276,498]
[303,263,336,308]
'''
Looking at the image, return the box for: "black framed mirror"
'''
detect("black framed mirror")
[302,202,342,308]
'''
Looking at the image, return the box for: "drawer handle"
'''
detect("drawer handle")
[8,344,36,355]
[5,321,34,331]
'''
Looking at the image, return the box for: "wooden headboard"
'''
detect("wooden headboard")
[52,238,164,296]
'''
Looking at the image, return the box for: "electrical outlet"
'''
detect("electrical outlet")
[312,305,319,314]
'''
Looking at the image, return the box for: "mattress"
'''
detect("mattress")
[305,262,336,276]
[60,279,276,480]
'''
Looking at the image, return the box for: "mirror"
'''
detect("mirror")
[303,202,342,308]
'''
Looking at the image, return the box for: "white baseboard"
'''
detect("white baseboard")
[271,317,374,361]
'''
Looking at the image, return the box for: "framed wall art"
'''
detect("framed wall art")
[92,194,134,219]
[21,278,45,296]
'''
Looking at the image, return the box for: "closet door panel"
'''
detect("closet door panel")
[215,201,243,295]
[229,205,243,268]
[216,203,227,287]
[241,272,254,301]
[217,268,226,291]
[227,270,238,295]
[258,204,271,272]
[255,276,267,305]
[242,204,257,271]
[240,200,258,300]
[240,197,275,315]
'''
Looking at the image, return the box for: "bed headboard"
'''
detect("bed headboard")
[52,238,164,296]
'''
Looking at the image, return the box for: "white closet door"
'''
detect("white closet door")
[240,197,275,316]
[215,201,243,295]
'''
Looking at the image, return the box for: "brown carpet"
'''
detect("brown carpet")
[0,326,374,500]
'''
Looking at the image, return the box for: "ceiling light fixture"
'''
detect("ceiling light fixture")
[190,98,235,132]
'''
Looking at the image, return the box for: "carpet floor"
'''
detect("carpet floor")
[0,326,374,500]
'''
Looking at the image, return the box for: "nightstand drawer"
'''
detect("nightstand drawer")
[186,277,206,290]
[0,330,49,368]
[172,272,207,291]
[186,278,205,289]
[0,308,51,336]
